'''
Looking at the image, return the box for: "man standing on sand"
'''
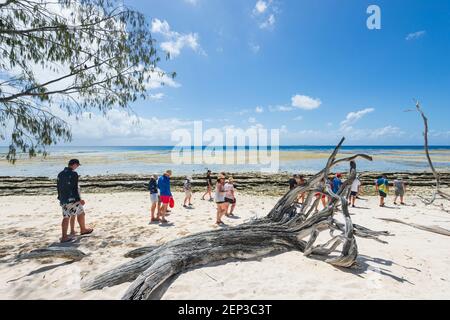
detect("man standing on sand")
[375,175,389,207]
[57,159,93,243]
[201,170,213,201]
[393,177,406,205]
[157,170,172,224]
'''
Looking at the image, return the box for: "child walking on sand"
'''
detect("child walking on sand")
[148,174,159,223]
[183,176,193,208]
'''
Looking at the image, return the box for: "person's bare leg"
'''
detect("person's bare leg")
[216,205,221,224]
[321,197,327,209]
[160,204,168,222]
[394,195,398,205]
[400,195,404,204]
[69,215,76,236]
[77,213,93,234]
[150,203,157,221]
[157,201,162,219]
[224,203,230,216]
[230,202,236,214]
[61,218,70,242]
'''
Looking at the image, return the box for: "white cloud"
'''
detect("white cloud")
[406,30,426,41]
[291,94,322,110]
[293,116,303,121]
[269,105,294,112]
[340,108,374,130]
[248,117,257,123]
[249,42,261,53]
[253,1,268,15]
[49,107,193,144]
[368,125,403,139]
[255,106,264,113]
[260,14,275,29]
[252,0,278,30]
[148,93,165,100]
[151,18,205,58]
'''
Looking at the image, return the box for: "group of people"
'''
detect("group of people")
[287,171,407,210]
[375,175,407,207]
[56,158,406,243]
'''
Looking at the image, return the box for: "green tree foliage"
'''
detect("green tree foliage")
[0,0,172,162]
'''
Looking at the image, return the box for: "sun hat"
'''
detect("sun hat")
[218,173,226,179]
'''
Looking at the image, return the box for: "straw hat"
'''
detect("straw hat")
[218,173,226,179]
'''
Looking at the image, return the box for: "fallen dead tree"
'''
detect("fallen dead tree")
[82,137,390,300]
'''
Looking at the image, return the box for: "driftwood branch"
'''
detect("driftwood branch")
[410,101,450,206]
[82,137,389,300]
[377,218,450,237]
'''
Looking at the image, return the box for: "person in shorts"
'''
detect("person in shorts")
[393,177,406,205]
[57,159,93,243]
[350,176,362,208]
[148,174,159,223]
[224,177,236,217]
[157,170,172,224]
[375,175,389,207]
[183,176,193,208]
[201,170,213,201]
[215,173,227,225]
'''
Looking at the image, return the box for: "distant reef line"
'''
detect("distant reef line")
[1,171,449,197]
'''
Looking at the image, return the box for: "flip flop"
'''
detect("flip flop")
[80,228,94,235]
[60,237,75,243]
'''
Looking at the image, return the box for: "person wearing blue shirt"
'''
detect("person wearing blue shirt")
[157,170,172,223]
[332,173,343,194]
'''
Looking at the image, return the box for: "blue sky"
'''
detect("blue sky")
[46,0,450,145]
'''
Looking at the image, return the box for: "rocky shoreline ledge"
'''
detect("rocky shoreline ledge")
[1,171,449,197]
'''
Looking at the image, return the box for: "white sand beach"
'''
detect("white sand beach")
[0,191,449,300]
